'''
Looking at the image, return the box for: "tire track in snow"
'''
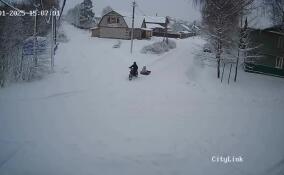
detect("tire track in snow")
[0,140,32,170]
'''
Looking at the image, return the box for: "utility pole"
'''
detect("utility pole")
[163,17,169,44]
[51,8,55,70]
[166,16,169,44]
[33,6,38,67]
[54,14,57,44]
[130,1,136,54]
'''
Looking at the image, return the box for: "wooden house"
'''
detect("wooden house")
[91,10,152,40]
[143,16,170,37]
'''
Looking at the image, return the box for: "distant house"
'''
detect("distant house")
[145,22,165,34]
[143,17,172,37]
[143,17,194,39]
[245,26,284,77]
[91,10,152,40]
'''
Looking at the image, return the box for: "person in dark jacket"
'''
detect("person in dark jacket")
[129,62,138,76]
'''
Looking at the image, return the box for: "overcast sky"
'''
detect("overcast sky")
[65,0,201,22]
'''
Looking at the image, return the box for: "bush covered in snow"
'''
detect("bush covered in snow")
[141,40,177,54]
[112,40,121,48]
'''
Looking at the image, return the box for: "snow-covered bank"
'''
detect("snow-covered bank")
[0,24,284,175]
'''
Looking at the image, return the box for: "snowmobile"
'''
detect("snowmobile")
[129,67,138,81]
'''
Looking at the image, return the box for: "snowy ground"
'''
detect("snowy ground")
[0,23,284,175]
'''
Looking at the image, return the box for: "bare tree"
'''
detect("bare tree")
[66,0,96,29]
[101,6,113,16]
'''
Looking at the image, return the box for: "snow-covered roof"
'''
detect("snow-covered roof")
[248,16,273,30]
[192,25,200,30]
[90,27,98,30]
[106,10,167,29]
[247,6,274,30]
[146,23,165,29]
[181,24,190,31]
[108,10,143,28]
[179,31,191,34]
[144,16,166,24]
[141,28,153,31]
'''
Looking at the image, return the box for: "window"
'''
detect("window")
[277,37,284,48]
[107,16,119,24]
[275,57,284,69]
[110,16,116,23]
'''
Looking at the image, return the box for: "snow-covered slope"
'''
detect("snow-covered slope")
[0,23,284,175]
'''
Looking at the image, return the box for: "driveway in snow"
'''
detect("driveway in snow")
[0,24,284,175]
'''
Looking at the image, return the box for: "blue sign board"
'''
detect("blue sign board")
[23,37,48,56]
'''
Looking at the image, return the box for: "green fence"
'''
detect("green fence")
[244,63,284,78]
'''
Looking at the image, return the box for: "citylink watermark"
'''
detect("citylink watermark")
[211,155,244,164]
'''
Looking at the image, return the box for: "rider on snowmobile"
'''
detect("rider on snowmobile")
[129,62,138,76]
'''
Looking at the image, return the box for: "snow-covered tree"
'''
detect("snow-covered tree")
[80,0,95,22]
[194,0,254,79]
[263,0,284,30]
[0,0,60,86]
[66,4,82,27]
[234,17,249,82]
[66,0,95,29]
[101,6,113,16]
[0,11,27,86]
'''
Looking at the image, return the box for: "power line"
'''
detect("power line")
[0,0,52,25]
[136,4,165,22]
[0,0,27,14]
[58,0,66,20]
[136,5,146,16]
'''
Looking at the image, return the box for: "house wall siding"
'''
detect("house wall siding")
[99,27,130,39]
[134,29,142,39]
[245,29,284,77]
[91,10,146,40]
[91,28,100,37]
[248,30,284,69]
